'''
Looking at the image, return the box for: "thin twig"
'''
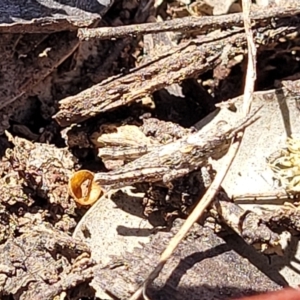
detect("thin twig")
[242,0,257,115]
[128,136,244,300]
[77,5,300,40]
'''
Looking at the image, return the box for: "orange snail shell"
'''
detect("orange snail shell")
[68,170,103,205]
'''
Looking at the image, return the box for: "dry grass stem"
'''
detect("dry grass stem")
[129,136,244,300]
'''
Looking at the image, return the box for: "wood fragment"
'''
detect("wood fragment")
[54,39,223,126]
[0,0,104,33]
[55,15,300,127]
[212,194,282,253]
[78,5,300,40]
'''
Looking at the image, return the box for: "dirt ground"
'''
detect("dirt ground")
[1,1,300,299]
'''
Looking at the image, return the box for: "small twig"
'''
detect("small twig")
[128,136,244,300]
[77,5,300,41]
[242,0,257,115]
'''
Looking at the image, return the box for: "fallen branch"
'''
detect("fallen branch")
[78,5,300,40]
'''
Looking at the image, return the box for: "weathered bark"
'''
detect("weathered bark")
[0,0,112,33]
[54,8,300,126]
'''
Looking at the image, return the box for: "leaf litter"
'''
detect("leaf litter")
[1,0,300,299]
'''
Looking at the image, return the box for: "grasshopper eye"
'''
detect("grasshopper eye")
[216,120,230,132]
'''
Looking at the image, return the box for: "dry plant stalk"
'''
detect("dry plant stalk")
[242,0,257,114]
[129,2,260,298]
[129,135,244,300]
[77,5,300,41]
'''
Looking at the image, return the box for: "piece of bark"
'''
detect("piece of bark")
[211,193,282,254]
[53,37,225,126]
[0,223,94,300]
[0,0,113,34]
[259,206,300,233]
[54,14,300,126]
[0,131,79,238]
